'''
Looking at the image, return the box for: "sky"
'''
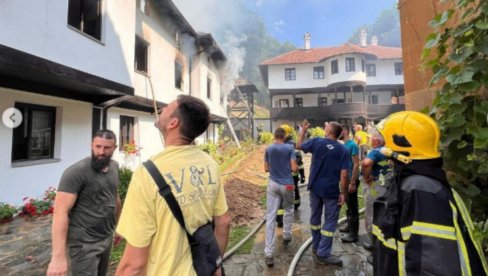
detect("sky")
[174,0,398,48]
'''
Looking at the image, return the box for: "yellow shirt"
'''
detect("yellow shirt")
[355,130,369,146]
[116,145,228,276]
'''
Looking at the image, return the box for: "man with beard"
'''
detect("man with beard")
[47,129,121,276]
[115,95,231,275]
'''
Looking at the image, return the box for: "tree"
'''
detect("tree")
[348,5,401,47]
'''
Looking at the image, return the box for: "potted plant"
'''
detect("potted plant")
[0,202,17,224]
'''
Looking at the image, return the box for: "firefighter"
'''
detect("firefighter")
[372,111,488,275]
[276,124,305,227]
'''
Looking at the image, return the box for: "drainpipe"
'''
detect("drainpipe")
[98,95,132,129]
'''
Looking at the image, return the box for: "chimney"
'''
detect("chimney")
[304,32,311,50]
[371,35,378,46]
[360,29,367,47]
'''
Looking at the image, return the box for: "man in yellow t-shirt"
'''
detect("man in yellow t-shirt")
[115,95,231,276]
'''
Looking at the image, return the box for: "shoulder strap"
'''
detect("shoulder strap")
[143,160,189,235]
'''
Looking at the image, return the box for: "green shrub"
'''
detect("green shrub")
[309,127,325,138]
[198,143,218,155]
[258,131,273,144]
[0,202,17,220]
[119,167,133,202]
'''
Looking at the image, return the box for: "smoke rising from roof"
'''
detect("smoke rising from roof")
[173,0,248,96]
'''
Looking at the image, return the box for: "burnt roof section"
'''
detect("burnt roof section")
[196,32,226,61]
[153,0,197,37]
[234,78,259,94]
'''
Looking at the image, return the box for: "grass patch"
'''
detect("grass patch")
[227,225,255,255]
[110,239,126,264]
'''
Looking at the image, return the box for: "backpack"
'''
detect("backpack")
[143,160,224,276]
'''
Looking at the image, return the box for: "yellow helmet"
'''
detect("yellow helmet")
[376,111,440,160]
[280,124,292,137]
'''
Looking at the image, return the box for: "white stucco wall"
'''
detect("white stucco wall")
[0,88,92,205]
[365,59,404,85]
[0,0,135,87]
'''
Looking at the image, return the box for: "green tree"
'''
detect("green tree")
[423,0,488,248]
[348,5,401,47]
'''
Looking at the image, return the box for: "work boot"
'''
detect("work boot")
[265,255,274,267]
[314,254,343,267]
[341,233,359,243]
[283,235,292,245]
[362,234,373,251]
[341,216,359,242]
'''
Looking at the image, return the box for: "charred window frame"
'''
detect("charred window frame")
[68,0,102,41]
[175,60,183,90]
[394,62,403,75]
[366,64,376,77]
[295,98,303,107]
[346,57,355,72]
[279,99,290,108]
[331,60,338,74]
[207,77,212,99]
[285,68,296,81]
[12,103,56,162]
[313,66,325,79]
[119,115,135,151]
[135,36,149,73]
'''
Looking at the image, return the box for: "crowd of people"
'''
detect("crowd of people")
[45,94,487,275]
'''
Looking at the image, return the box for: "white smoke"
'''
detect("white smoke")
[172,0,248,96]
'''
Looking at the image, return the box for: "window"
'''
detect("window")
[12,103,56,162]
[394,62,403,75]
[285,68,296,81]
[346,57,355,72]
[68,0,102,40]
[331,60,338,74]
[175,60,183,89]
[295,98,303,107]
[313,66,324,79]
[207,77,212,99]
[371,95,379,104]
[135,36,148,73]
[119,116,135,150]
[279,99,289,108]
[366,64,376,77]
[318,97,328,107]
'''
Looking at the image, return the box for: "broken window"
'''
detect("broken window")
[68,0,102,40]
[175,60,183,89]
[135,36,149,73]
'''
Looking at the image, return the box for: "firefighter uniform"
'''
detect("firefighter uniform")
[372,111,488,276]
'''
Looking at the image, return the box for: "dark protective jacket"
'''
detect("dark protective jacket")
[372,159,488,276]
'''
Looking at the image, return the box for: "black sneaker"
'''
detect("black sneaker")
[341,233,359,243]
[283,236,292,245]
[314,254,343,267]
[265,256,274,267]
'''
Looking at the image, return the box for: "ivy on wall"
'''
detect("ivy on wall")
[423,0,488,246]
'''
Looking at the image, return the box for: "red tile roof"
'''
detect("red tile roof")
[260,44,402,65]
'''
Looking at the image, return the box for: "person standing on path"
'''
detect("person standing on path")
[115,95,231,275]
[297,121,349,267]
[339,125,361,243]
[264,127,298,267]
[47,129,121,276]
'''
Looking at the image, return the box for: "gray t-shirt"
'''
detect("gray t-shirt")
[58,157,119,243]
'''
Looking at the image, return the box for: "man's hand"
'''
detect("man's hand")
[47,256,68,276]
[338,193,346,206]
[301,119,310,132]
[348,182,357,193]
[114,234,123,247]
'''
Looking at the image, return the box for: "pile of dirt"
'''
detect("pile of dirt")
[223,145,268,226]
[224,178,265,226]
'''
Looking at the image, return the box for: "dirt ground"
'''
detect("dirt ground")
[223,145,267,226]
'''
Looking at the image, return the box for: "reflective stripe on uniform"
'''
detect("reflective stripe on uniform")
[277,209,284,215]
[397,241,406,276]
[452,190,488,274]
[401,221,456,241]
[321,230,334,237]
[372,224,397,250]
[449,201,471,276]
[310,224,321,230]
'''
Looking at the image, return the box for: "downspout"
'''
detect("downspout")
[98,95,132,129]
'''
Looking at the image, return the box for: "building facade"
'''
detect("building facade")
[260,33,405,129]
[0,0,228,204]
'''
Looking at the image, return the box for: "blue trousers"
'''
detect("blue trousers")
[309,191,340,257]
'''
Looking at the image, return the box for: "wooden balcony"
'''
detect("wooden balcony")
[271,103,405,121]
